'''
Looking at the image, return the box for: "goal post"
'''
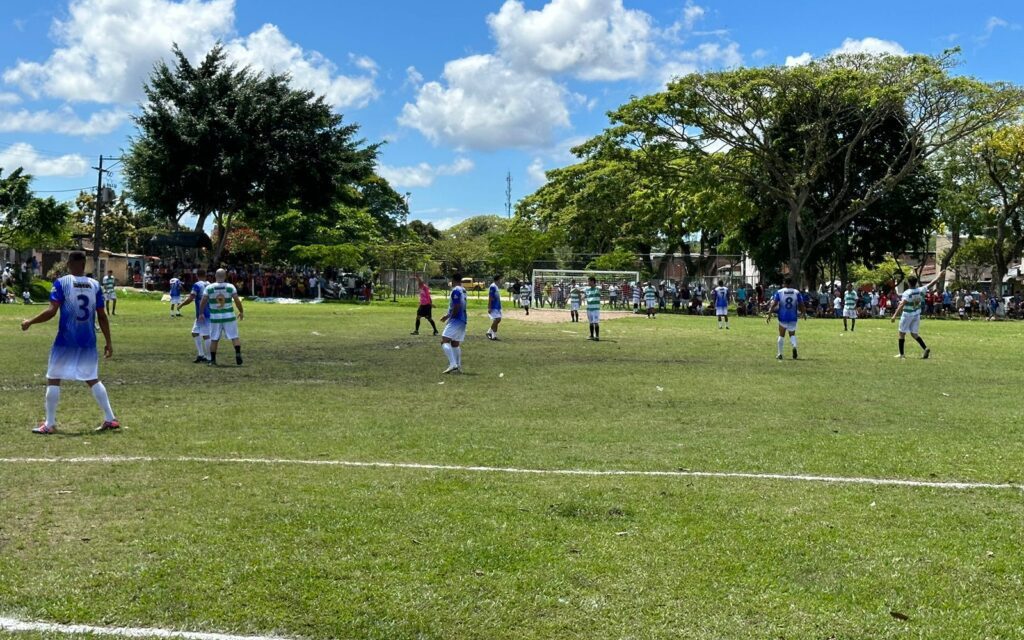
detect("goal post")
[530,269,640,309]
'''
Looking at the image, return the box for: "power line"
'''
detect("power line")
[34,186,92,193]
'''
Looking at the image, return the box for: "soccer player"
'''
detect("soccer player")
[168,275,183,317]
[177,269,212,363]
[520,281,532,316]
[411,274,438,336]
[890,272,942,359]
[843,283,858,332]
[712,280,730,329]
[569,282,582,322]
[631,282,641,313]
[766,276,805,360]
[440,273,467,373]
[199,268,244,366]
[20,251,119,434]
[643,281,657,318]
[487,274,502,340]
[584,276,602,340]
[101,269,117,315]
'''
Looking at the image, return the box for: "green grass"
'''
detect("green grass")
[1,299,1023,639]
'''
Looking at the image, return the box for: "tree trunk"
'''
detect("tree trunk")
[938,229,960,293]
[210,214,233,267]
[787,202,801,286]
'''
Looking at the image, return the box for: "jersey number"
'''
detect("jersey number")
[784,297,794,309]
[76,294,91,321]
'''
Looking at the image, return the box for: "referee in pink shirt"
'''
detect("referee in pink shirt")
[411,274,438,335]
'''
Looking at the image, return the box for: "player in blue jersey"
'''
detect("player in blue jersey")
[169,275,183,317]
[712,280,730,329]
[440,273,467,374]
[486,274,502,341]
[20,251,120,434]
[766,276,805,360]
[890,271,943,359]
[176,268,212,363]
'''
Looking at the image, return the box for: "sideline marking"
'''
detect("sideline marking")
[0,616,293,640]
[0,455,1019,492]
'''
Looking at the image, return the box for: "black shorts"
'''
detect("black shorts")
[417,304,433,318]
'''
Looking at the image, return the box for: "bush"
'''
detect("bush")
[12,278,52,302]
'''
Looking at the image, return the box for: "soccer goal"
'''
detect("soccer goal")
[530,269,640,309]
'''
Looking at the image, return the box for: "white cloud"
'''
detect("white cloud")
[0,143,89,177]
[682,2,706,30]
[785,52,813,67]
[985,16,1009,34]
[0,107,129,136]
[751,48,769,60]
[3,0,378,110]
[224,24,378,109]
[3,0,235,104]
[487,0,652,81]
[659,42,742,86]
[831,37,907,57]
[405,66,424,88]
[527,158,547,185]
[377,157,475,188]
[0,92,21,105]
[399,54,570,150]
[432,217,459,230]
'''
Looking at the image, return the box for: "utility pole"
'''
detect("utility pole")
[91,155,104,274]
[505,171,512,218]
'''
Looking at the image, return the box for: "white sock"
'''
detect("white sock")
[44,385,60,426]
[777,337,784,356]
[442,343,455,367]
[453,346,462,368]
[194,336,205,357]
[91,382,116,422]
[790,335,798,348]
[204,338,211,355]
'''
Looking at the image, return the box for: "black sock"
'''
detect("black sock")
[843,319,847,330]
[210,352,217,362]
[234,345,241,355]
[851,319,855,331]
[429,319,437,332]
[898,338,905,356]
[914,335,927,350]
[595,325,599,338]
[415,317,421,331]
[589,323,594,337]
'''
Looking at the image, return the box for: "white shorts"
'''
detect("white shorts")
[645,300,655,309]
[170,296,181,305]
[587,309,600,324]
[716,306,728,317]
[570,301,580,311]
[191,317,211,336]
[105,291,116,300]
[442,321,467,342]
[898,313,921,335]
[210,320,239,341]
[778,321,798,333]
[521,301,531,308]
[47,344,99,381]
[488,310,502,320]
[843,309,858,319]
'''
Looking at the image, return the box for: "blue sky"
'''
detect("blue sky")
[1,0,1022,230]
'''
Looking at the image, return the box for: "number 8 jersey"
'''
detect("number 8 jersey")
[50,275,104,350]
[773,287,802,324]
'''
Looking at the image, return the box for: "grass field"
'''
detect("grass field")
[1,296,1023,639]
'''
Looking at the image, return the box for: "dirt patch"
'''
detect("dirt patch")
[480,308,636,323]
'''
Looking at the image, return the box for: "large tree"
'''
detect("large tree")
[975,124,1024,293]
[124,45,382,264]
[1,168,70,255]
[597,51,1022,283]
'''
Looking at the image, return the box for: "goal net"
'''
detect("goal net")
[529,269,640,309]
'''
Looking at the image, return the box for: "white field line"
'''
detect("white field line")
[0,455,1020,492]
[0,616,293,640]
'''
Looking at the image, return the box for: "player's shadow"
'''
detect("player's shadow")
[52,430,121,438]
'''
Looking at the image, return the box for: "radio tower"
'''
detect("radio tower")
[505,171,512,218]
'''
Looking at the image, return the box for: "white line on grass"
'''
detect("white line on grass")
[0,616,294,640]
[0,455,1019,492]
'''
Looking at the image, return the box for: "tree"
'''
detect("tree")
[975,124,1024,294]
[72,191,163,255]
[949,236,995,286]
[599,51,1022,283]
[489,222,554,278]
[431,215,507,275]
[124,45,381,264]
[1,168,70,252]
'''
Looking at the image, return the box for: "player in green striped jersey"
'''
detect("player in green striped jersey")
[585,276,602,341]
[843,283,858,332]
[199,268,245,366]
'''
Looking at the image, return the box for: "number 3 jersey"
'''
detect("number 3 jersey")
[50,275,104,350]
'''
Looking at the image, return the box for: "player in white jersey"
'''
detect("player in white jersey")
[520,282,532,315]
[890,272,943,359]
[766,276,805,360]
[101,270,117,315]
[176,268,212,362]
[487,274,503,340]
[20,251,120,434]
[440,273,468,373]
[169,276,183,317]
[712,280,730,329]
[199,268,245,366]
